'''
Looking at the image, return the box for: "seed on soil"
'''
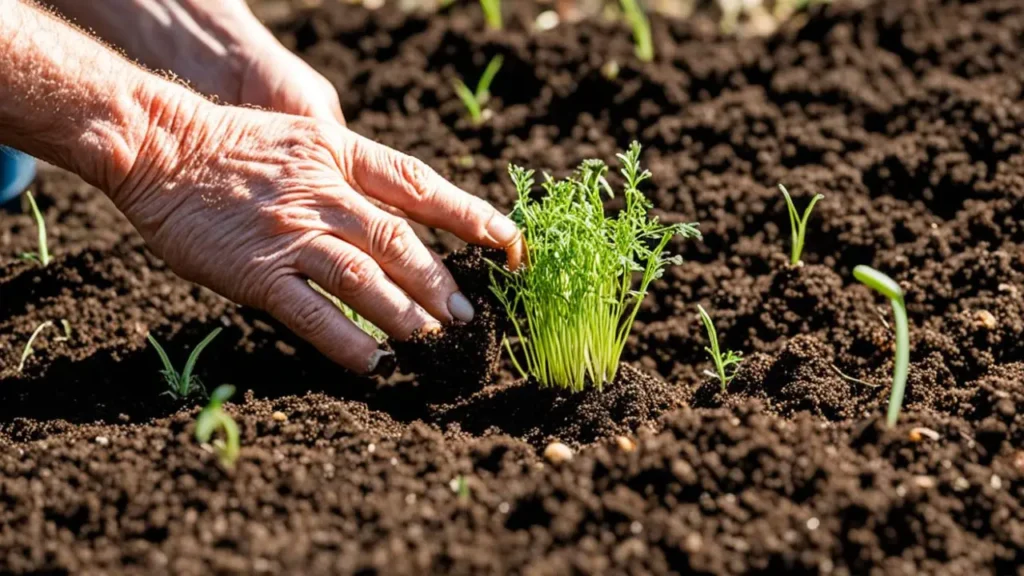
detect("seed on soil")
[908,427,941,442]
[806,517,820,531]
[94,436,109,446]
[990,475,1002,490]
[614,436,636,452]
[271,411,287,422]
[974,310,997,329]
[543,441,573,464]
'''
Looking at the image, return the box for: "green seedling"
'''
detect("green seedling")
[779,184,824,266]
[195,384,240,468]
[452,55,504,126]
[853,265,909,428]
[308,280,386,343]
[480,0,501,30]
[148,327,222,400]
[18,191,50,267]
[451,475,470,500]
[620,0,653,62]
[489,142,700,392]
[17,320,56,373]
[697,305,742,391]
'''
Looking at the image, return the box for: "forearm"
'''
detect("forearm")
[44,0,278,104]
[0,0,203,199]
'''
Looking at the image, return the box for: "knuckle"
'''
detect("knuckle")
[372,217,417,266]
[395,156,436,203]
[330,253,379,299]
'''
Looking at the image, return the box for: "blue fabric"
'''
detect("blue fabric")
[0,146,37,205]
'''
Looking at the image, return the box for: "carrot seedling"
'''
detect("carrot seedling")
[779,184,824,266]
[308,280,386,342]
[195,384,240,468]
[148,327,222,400]
[480,0,502,30]
[452,55,504,126]
[853,265,909,428]
[18,191,50,267]
[490,142,700,392]
[620,0,653,62]
[697,305,742,391]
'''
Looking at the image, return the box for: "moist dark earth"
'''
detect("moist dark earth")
[2,0,1024,573]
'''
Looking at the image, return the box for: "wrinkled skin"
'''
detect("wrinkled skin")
[114,100,523,374]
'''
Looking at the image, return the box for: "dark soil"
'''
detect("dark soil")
[2,0,1024,573]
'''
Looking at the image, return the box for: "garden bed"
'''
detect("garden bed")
[1,0,1023,572]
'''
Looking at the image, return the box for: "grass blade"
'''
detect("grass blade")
[180,327,223,394]
[24,191,49,267]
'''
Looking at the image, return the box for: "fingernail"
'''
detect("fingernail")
[448,292,475,323]
[367,349,396,377]
[487,214,520,246]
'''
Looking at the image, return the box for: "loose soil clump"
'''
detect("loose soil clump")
[1,0,1023,573]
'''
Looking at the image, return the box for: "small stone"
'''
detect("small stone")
[271,411,287,422]
[94,436,109,446]
[912,475,936,489]
[405,493,417,505]
[498,502,510,514]
[615,436,636,453]
[975,310,997,330]
[367,443,376,454]
[630,521,643,535]
[908,427,940,442]
[806,517,820,531]
[683,533,703,553]
[543,441,573,464]
[535,10,560,31]
[953,477,970,492]
[991,475,1003,490]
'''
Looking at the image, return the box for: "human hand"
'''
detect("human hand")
[114,98,523,374]
[237,43,346,124]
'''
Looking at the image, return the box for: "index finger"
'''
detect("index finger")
[343,136,524,270]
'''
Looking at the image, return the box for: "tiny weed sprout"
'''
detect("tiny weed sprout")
[479,0,502,30]
[697,305,742,391]
[308,280,386,342]
[452,55,504,126]
[489,142,700,392]
[620,0,653,62]
[779,184,824,266]
[148,327,223,400]
[17,320,56,373]
[195,384,240,468]
[18,191,50,267]
[853,265,909,428]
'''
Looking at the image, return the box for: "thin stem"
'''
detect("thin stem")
[852,265,909,428]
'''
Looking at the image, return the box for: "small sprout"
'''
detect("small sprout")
[450,475,470,500]
[148,327,223,400]
[778,184,824,266]
[195,384,240,468]
[18,191,50,267]
[619,0,653,62]
[853,265,909,428]
[56,319,72,342]
[308,280,386,342]
[908,426,940,442]
[697,305,742,391]
[480,0,502,31]
[17,320,57,373]
[489,142,700,391]
[452,55,504,126]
